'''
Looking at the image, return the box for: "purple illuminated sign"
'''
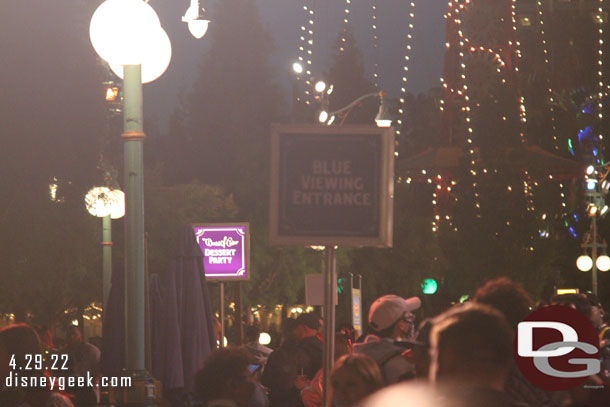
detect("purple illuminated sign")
[193,223,250,281]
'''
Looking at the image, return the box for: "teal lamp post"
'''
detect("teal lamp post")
[85,186,125,310]
[89,0,204,404]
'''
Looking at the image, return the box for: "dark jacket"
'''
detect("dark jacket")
[261,338,302,407]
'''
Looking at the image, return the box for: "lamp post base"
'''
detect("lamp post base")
[106,370,161,407]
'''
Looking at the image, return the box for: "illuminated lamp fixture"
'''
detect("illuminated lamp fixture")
[182,0,210,39]
[586,165,595,175]
[601,205,609,217]
[588,203,599,216]
[576,254,593,272]
[586,178,597,191]
[596,253,610,272]
[314,80,327,93]
[375,92,392,128]
[292,62,304,74]
[318,110,329,123]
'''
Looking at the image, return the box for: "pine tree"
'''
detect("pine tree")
[326,24,377,124]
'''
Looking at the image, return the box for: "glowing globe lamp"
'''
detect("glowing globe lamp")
[90,0,161,65]
[576,255,593,272]
[109,28,172,83]
[596,255,610,272]
[421,278,438,295]
[259,332,271,346]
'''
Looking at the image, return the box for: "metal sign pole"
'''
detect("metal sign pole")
[322,246,337,407]
[220,282,225,348]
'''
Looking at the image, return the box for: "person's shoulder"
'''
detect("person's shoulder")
[47,392,74,407]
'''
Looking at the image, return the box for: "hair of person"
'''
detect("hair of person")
[331,353,383,394]
[550,293,592,319]
[295,313,321,330]
[372,318,400,338]
[473,276,532,329]
[430,303,513,379]
[0,323,43,365]
[335,333,352,360]
[245,325,260,343]
[195,347,250,403]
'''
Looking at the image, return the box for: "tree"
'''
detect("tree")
[0,1,109,325]
[326,24,377,125]
[157,0,321,309]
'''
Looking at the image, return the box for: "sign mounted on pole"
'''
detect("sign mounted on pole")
[270,124,394,247]
[193,223,250,281]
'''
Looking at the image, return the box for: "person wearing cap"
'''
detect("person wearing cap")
[354,295,420,384]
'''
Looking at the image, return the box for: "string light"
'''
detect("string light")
[597,0,605,138]
[296,1,316,105]
[535,0,559,151]
[396,1,416,138]
[340,0,351,52]
[371,0,380,89]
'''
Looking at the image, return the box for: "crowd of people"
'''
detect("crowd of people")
[0,324,100,407]
[0,277,609,407]
[197,277,610,407]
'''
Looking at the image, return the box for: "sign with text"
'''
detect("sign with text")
[193,223,250,281]
[270,124,394,247]
[352,287,363,336]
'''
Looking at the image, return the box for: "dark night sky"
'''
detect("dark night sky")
[0,0,447,132]
[145,0,448,131]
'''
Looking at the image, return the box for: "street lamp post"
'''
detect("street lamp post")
[85,186,125,309]
[90,1,208,404]
[576,167,610,295]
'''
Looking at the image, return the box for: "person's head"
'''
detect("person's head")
[429,303,513,391]
[195,347,254,407]
[245,325,261,344]
[368,295,421,340]
[331,353,383,407]
[584,293,605,328]
[0,323,43,382]
[67,325,83,345]
[335,333,352,360]
[551,293,593,323]
[294,313,321,340]
[473,277,532,329]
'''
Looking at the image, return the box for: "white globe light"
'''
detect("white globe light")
[259,332,271,346]
[109,27,172,83]
[576,255,593,272]
[90,0,161,65]
[596,255,610,272]
[318,110,329,123]
[314,80,327,93]
[292,62,303,74]
[109,190,125,219]
[85,187,113,217]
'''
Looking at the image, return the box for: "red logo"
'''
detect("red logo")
[514,305,600,391]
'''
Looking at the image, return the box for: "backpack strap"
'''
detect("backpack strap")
[600,326,610,341]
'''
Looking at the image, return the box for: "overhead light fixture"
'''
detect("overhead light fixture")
[586,165,595,175]
[318,110,329,123]
[314,80,327,93]
[292,62,303,74]
[182,0,210,39]
[586,178,598,191]
[375,92,392,127]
